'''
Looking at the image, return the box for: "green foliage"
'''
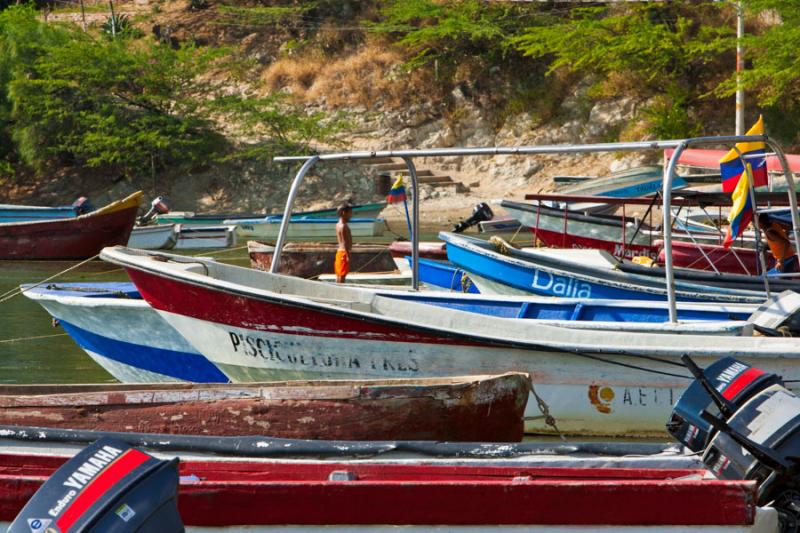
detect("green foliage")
[101,13,134,37]
[367,0,538,82]
[216,5,311,27]
[0,5,341,179]
[642,84,701,139]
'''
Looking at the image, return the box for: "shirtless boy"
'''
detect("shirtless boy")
[335,203,353,283]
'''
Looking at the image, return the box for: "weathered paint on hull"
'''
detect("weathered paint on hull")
[0,457,767,529]
[26,290,228,383]
[0,374,529,441]
[234,219,385,240]
[127,224,179,250]
[0,193,140,259]
[248,242,397,277]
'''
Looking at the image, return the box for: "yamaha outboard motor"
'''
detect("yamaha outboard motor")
[137,196,170,226]
[9,438,183,533]
[667,356,782,452]
[452,202,494,233]
[668,355,800,531]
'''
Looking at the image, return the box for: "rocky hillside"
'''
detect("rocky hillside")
[3,0,794,224]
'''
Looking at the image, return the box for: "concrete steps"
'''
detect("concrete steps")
[359,157,470,195]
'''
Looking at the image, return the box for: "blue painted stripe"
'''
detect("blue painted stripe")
[58,319,230,383]
[412,257,480,293]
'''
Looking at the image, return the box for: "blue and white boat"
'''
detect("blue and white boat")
[414,257,481,294]
[440,232,772,304]
[23,282,229,383]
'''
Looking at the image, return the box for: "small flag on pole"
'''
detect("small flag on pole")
[386,176,407,203]
[719,115,769,193]
[723,162,755,248]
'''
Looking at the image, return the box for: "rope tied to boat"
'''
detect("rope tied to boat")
[460,271,473,293]
[529,382,566,441]
[0,332,68,343]
[489,236,518,255]
[0,253,100,304]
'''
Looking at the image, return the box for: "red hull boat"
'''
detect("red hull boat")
[659,239,775,276]
[388,240,448,260]
[0,191,141,259]
[0,374,529,442]
[0,453,760,528]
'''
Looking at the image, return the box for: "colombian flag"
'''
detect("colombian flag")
[723,162,755,248]
[386,176,407,203]
[719,116,769,193]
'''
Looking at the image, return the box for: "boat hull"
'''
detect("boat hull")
[127,224,179,250]
[155,202,387,225]
[0,204,78,223]
[661,240,773,275]
[174,225,236,249]
[23,283,228,383]
[0,456,767,529]
[233,218,385,240]
[442,232,768,303]
[0,192,140,259]
[0,374,528,441]
[249,242,397,277]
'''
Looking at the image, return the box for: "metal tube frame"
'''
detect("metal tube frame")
[271,135,788,307]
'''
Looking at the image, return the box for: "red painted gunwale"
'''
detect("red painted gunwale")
[388,240,448,260]
[526,226,660,260]
[658,239,772,275]
[0,192,141,260]
[124,266,484,348]
[0,455,756,526]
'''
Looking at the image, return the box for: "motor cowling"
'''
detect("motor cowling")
[668,356,800,532]
[452,202,494,233]
[667,357,782,452]
[8,438,183,533]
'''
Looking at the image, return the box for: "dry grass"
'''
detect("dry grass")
[261,42,429,109]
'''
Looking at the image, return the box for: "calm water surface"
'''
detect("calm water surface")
[0,229,454,384]
[0,247,252,384]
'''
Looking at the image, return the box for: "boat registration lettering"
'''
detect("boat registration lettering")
[531,270,592,298]
[588,385,677,413]
[227,331,419,373]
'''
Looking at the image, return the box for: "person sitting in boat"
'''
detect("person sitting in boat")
[758,213,798,274]
[335,202,353,283]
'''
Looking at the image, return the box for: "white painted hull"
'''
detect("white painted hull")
[157,310,781,436]
[101,247,800,437]
[175,225,237,249]
[127,224,179,250]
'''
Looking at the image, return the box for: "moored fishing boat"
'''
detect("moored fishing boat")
[0,453,772,531]
[100,246,800,436]
[22,282,228,383]
[248,241,397,278]
[154,201,387,225]
[0,203,82,223]
[388,240,448,260]
[0,373,529,441]
[229,216,385,240]
[0,191,141,260]
[127,223,180,250]
[440,231,773,302]
[174,224,236,249]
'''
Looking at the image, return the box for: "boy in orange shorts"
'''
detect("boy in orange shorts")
[335,202,353,283]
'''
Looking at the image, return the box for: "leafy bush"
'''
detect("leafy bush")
[0,5,341,179]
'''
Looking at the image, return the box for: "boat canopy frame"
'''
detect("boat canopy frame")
[273,135,799,323]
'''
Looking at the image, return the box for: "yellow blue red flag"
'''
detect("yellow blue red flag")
[386,176,407,203]
[723,162,755,248]
[719,116,768,193]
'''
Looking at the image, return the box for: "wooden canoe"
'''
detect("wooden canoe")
[0,374,530,442]
[248,241,398,277]
[0,191,141,259]
[0,454,765,529]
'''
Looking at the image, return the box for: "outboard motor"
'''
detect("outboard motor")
[71,197,94,216]
[137,196,170,226]
[668,356,800,531]
[9,438,183,533]
[667,356,782,452]
[452,202,494,233]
